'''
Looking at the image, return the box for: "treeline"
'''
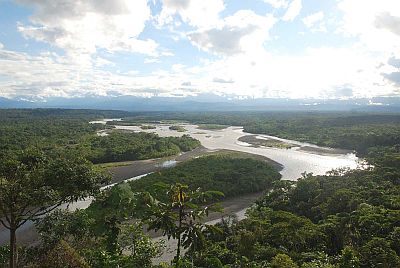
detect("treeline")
[0,109,200,164]
[81,132,200,163]
[129,154,281,199]
[113,112,400,155]
[0,109,127,153]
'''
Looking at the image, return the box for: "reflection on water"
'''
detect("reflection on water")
[112,123,359,181]
[156,160,177,168]
[89,118,122,124]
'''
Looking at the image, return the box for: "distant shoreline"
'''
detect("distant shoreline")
[239,134,353,156]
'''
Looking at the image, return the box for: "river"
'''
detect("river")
[0,120,359,261]
[107,122,359,181]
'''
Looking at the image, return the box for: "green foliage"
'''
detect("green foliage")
[119,112,400,155]
[36,204,163,267]
[118,223,164,268]
[39,240,90,268]
[196,124,228,130]
[192,145,400,267]
[169,125,187,132]
[359,238,400,268]
[0,148,109,267]
[144,183,224,262]
[82,132,199,163]
[141,125,157,129]
[0,246,10,266]
[337,246,360,268]
[130,155,281,199]
[0,108,127,155]
[0,109,200,165]
[271,254,298,268]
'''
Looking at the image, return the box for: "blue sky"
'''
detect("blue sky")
[0,0,399,100]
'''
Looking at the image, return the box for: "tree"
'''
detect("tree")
[86,182,138,253]
[145,183,223,263]
[118,222,164,267]
[359,238,400,268]
[271,254,298,268]
[0,149,108,268]
[337,246,360,268]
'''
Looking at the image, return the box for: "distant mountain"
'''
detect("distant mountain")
[1,95,400,112]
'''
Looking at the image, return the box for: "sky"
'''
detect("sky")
[0,0,400,100]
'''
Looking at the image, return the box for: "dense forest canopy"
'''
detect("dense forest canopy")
[129,154,281,199]
[0,109,200,163]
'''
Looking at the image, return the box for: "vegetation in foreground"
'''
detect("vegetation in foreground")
[0,149,109,268]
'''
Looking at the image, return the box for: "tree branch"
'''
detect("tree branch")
[0,218,10,230]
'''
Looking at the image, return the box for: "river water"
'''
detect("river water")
[107,123,359,181]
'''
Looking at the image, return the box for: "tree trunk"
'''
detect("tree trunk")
[9,226,17,268]
[176,205,183,262]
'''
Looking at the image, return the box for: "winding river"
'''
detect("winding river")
[109,123,359,181]
[0,120,359,258]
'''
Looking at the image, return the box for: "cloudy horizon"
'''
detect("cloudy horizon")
[0,0,400,101]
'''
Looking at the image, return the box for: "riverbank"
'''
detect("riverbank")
[239,134,353,156]
[105,147,283,184]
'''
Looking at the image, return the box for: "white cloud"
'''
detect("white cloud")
[375,12,400,36]
[338,0,400,53]
[302,11,326,32]
[157,0,225,28]
[262,0,288,9]
[0,43,397,100]
[2,0,400,100]
[282,0,302,21]
[17,0,156,55]
[188,10,276,56]
[338,0,400,90]
[168,45,396,99]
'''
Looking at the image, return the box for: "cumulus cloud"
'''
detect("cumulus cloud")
[16,0,156,55]
[0,42,4,49]
[375,12,400,36]
[213,77,234,83]
[188,10,276,56]
[383,72,400,85]
[302,11,326,32]
[189,26,257,55]
[338,0,400,53]
[388,57,400,68]
[157,0,225,28]
[282,0,302,21]
[0,46,202,99]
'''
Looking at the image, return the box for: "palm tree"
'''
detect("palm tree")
[144,183,223,263]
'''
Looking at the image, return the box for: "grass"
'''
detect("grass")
[169,125,187,132]
[197,124,228,130]
[140,125,156,130]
